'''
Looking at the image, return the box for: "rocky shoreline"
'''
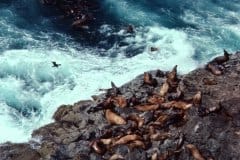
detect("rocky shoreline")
[0,51,240,160]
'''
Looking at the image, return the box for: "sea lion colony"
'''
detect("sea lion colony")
[80,51,230,159]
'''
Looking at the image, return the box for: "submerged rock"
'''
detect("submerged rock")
[0,52,240,159]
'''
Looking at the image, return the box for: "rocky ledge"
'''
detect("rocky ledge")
[1,51,240,160]
[40,0,99,29]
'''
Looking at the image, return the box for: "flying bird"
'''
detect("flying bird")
[52,61,61,67]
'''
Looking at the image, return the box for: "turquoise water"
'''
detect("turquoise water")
[0,0,239,143]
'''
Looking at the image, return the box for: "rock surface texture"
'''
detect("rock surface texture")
[0,52,240,160]
[40,0,99,29]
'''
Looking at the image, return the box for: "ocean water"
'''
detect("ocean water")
[0,0,239,143]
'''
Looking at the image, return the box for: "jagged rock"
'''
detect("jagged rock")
[0,143,41,160]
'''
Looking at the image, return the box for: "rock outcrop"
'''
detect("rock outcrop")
[40,0,99,29]
[1,52,240,160]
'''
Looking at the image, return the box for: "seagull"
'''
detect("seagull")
[52,61,61,67]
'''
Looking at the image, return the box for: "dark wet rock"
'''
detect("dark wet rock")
[1,52,240,159]
[0,143,41,160]
[40,0,99,30]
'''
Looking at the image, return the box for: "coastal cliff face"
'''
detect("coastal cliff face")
[0,52,240,160]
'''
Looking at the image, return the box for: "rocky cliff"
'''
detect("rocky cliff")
[0,51,240,160]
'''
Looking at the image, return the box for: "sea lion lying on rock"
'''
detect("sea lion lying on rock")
[206,49,231,75]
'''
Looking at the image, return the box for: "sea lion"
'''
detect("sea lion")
[52,61,61,67]
[105,109,126,125]
[155,69,165,77]
[166,65,179,88]
[202,78,217,85]
[235,131,240,136]
[113,134,142,146]
[186,144,205,160]
[102,82,121,97]
[176,133,185,150]
[159,81,169,97]
[90,140,106,155]
[148,95,165,104]
[126,25,134,33]
[147,114,168,127]
[109,154,124,160]
[161,101,192,110]
[91,95,99,101]
[128,140,146,149]
[193,91,202,106]
[167,65,178,82]
[206,63,222,75]
[158,150,181,160]
[148,126,156,135]
[135,104,159,111]
[150,47,159,52]
[71,14,91,29]
[150,132,171,141]
[151,152,158,160]
[127,114,145,128]
[128,94,140,107]
[167,86,183,101]
[113,96,127,108]
[143,72,158,86]
[100,138,113,145]
[210,49,230,65]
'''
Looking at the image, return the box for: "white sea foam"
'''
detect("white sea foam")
[103,0,159,24]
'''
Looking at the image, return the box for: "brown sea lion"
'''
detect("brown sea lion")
[113,96,127,108]
[71,16,88,28]
[167,86,183,100]
[143,72,158,86]
[150,132,171,141]
[151,152,158,160]
[135,104,159,111]
[109,154,124,160]
[128,140,146,149]
[148,95,165,104]
[100,138,114,145]
[105,109,126,125]
[127,114,145,128]
[158,150,180,160]
[113,134,142,146]
[206,63,222,75]
[193,91,202,106]
[202,78,217,85]
[90,140,106,155]
[235,131,240,136]
[166,65,179,88]
[159,81,169,97]
[161,101,192,110]
[186,144,205,160]
[167,65,177,81]
[154,114,168,126]
[210,49,230,65]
